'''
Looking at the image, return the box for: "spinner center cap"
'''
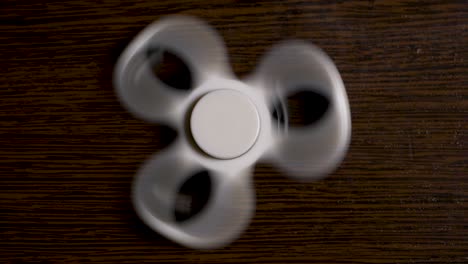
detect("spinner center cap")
[190,89,260,159]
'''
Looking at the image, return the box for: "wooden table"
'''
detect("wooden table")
[1,1,467,263]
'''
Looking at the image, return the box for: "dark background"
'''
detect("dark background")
[1,1,467,263]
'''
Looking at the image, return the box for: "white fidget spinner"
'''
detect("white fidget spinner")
[114,15,351,249]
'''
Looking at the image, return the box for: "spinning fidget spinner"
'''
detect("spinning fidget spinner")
[114,15,351,249]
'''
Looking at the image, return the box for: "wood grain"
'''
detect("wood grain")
[1,0,467,263]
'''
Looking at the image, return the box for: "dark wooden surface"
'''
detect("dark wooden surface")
[1,1,467,263]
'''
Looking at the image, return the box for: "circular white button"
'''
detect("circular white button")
[190,89,260,159]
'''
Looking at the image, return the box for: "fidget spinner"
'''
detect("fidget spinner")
[114,15,351,249]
